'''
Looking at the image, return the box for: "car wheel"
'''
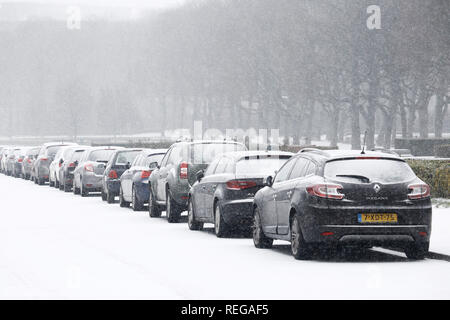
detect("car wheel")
[214,202,229,238]
[81,183,89,197]
[252,208,273,248]
[38,178,44,185]
[73,181,80,195]
[166,190,181,223]
[119,187,130,208]
[106,190,115,204]
[148,190,161,218]
[55,180,59,189]
[290,214,311,260]
[101,188,107,201]
[405,243,428,260]
[131,186,144,211]
[188,198,203,231]
[49,179,54,187]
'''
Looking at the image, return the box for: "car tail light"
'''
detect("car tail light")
[18,158,23,163]
[84,164,94,172]
[226,180,257,190]
[68,162,76,168]
[180,162,188,179]
[321,232,334,236]
[141,170,152,179]
[408,184,430,200]
[27,159,32,164]
[58,162,62,167]
[40,158,48,161]
[108,170,118,179]
[307,184,344,200]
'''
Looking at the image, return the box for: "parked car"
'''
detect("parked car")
[0,147,9,173]
[73,146,122,197]
[59,146,90,192]
[148,140,246,223]
[102,149,143,203]
[252,149,432,260]
[22,147,40,180]
[5,147,21,176]
[49,146,75,188]
[12,147,31,178]
[119,149,167,211]
[32,142,77,185]
[188,150,293,237]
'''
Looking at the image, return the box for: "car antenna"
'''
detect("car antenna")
[361,130,367,154]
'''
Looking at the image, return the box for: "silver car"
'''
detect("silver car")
[49,146,77,188]
[73,146,123,197]
[32,142,77,185]
[22,147,40,180]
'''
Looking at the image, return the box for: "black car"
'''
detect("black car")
[253,149,432,260]
[188,151,293,237]
[102,149,143,203]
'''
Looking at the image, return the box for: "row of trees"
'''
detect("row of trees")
[0,0,449,149]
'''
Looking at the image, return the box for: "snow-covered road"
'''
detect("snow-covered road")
[0,174,449,299]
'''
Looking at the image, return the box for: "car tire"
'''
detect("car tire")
[188,198,203,231]
[253,207,273,248]
[166,190,181,223]
[149,190,161,218]
[73,181,80,195]
[131,186,144,211]
[119,187,130,208]
[106,190,115,204]
[38,178,44,185]
[49,179,54,187]
[290,214,312,260]
[81,183,89,197]
[55,180,59,189]
[101,188,107,201]
[405,243,428,260]
[214,202,229,238]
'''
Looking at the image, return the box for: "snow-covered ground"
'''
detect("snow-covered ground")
[0,174,449,300]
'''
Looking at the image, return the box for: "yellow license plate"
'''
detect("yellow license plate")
[358,213,398,223]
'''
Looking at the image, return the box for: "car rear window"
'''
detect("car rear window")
[235,157,291,176]
[46,146,64,157]
[144,154,164,168]
[190,143,245,164]
[71,150,85,162]
[115,151,141,165]
[324,158,416,183]
[89,149,116,162]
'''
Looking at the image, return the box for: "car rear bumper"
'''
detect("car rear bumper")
[135,182,149,203]
[83,174,103,191]
[307,224,431,246]
[221,198,254,226]
[106,179,120,196]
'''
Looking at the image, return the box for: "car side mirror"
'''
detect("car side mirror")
[59,159,64,164]
[196,170,205,182]
[263,176,273,187]
[126,162,131,169]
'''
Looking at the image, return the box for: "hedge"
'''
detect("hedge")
[435,144,450,158]
[406,159,449,199]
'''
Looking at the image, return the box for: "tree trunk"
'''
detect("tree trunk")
[330,108,339,148]
[407,107,416,138]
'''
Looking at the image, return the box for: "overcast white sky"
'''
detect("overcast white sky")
[0,0,185,9]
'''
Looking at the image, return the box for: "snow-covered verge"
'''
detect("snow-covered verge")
[0,174,449,300]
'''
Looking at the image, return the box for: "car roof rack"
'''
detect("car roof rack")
[298,148,329,156]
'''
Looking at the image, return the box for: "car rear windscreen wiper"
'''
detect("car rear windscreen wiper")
[335,174,371,183]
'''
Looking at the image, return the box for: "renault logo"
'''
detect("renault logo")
[373,184,381,193]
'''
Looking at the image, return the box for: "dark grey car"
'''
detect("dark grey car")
[148,140,246,223]
[188,151,293,237]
